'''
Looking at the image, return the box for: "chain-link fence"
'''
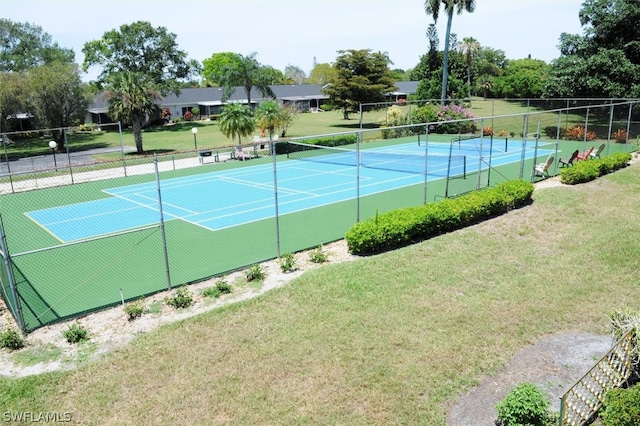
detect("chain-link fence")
[0,100,637,332]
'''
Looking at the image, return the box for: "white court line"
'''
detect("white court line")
[216,175,317,196]
[28,204,147,227]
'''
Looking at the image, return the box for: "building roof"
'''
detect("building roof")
[89,82,419,113]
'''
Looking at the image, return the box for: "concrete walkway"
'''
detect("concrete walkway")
[0,149,239,194]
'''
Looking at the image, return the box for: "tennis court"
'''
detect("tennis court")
[25,139,552,243]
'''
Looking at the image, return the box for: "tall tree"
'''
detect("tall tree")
[82,21,200,95]
[543,0,640,98]
[322,49,397,120]
[0,71,30,132]
[218,103,255,145]
[218,52,276,106]
[0,19,74,72]
[410,24,441,82]
[424,0,476,104]
[459,37,480,100]
[103,72,162,153]
[29,63,92,147]
[284,65,306,84]
[83,21,199,152]
[202,52,243,87]
[493,59,548,98]
[307,63,338,86]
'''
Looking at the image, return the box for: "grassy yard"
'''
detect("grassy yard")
[8,98,626,163]
[1,157,639,424]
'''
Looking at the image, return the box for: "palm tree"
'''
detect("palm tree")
[218,102,255,145]
[459,37,480,101]
[424,0,476,105]
[254,100,285,140]
[103,72,162,153]
[219,52,276,107]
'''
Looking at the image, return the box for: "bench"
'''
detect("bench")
[198,150,218,164]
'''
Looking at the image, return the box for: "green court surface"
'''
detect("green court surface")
[0,138,632,331]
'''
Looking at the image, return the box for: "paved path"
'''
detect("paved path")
[0,148,238,194]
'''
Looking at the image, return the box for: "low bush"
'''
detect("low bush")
[245,264,266,282]
[565,126,596,141]
[202,286,221,298]
[600,383,640,426]
[496,382,555,426]
[216,278,233,294]
[613,129,628,143]
[345,180,534,255]
[0,328,25,350]
[279,253,297,273]
[309,244,329,263]
[165,287,193,309]
[63,323,89,344]
[202,279,233,298]
[560,152,631,185]
[123,300,145,321]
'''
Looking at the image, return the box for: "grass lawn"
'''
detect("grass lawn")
[10,98,626,163]
[1,157,639,424]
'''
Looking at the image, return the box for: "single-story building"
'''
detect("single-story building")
[88,81,419,125]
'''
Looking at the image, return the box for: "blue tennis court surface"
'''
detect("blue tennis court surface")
[26,140,553,243]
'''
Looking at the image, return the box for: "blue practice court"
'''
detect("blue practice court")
[26,140,553,243]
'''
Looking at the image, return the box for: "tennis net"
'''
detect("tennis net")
[449,135,508,154]
[286,141,466,176]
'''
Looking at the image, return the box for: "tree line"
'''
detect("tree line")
[1,0,638,152]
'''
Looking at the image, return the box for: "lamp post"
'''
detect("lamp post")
[48,140,58,171]
[191,127,198,150]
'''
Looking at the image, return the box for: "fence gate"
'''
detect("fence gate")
[559,330,634,426]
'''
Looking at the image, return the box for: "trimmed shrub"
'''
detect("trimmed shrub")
[63,323,89,344]
[496,382,554,426]
[600,384,640,426]
[274,135,357,155]
[560,152,631,185]
[345,180,534,255]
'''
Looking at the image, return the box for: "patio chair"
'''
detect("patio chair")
[576,146,594,161]
[533,156,554,179]
[589,143,605,159]
[558,149,579,167]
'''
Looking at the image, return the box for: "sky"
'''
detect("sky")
[1,0,586,82]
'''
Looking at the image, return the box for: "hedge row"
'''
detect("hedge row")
[274,134,357,154]
[345,180,534,255]
[560,152,632,185]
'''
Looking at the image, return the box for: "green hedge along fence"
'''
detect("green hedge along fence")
[345,180,535,255]
[560,152,632,185]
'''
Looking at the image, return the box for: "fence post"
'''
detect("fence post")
[356,131,361,223]
[272,142,281,258]
[0,214,25,333]
[118,121,127,177]
[154,156,172,290]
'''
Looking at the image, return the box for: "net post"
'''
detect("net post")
[463,155,467,179]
